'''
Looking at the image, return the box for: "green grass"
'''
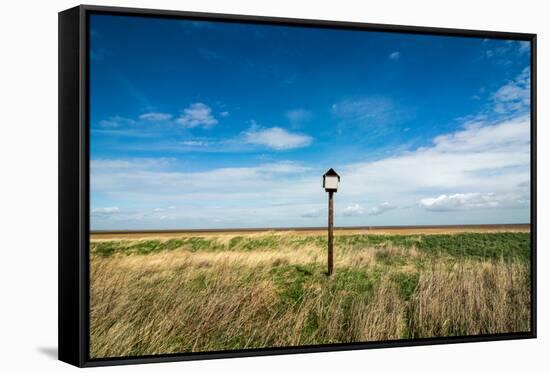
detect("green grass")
[91,232,530,262]
[335,232,530,261]
[392,272,420,301]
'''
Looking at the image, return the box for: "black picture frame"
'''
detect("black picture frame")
[58,4,537,367]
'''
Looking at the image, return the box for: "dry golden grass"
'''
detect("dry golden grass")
[90,231,531,358]
[408,261,531,336]
[90,224,530,241]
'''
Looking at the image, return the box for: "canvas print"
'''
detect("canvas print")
[89,14,532,358]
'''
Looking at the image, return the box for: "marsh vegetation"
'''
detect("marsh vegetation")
[90,231,531,358]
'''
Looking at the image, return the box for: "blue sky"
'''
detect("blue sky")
[89,14,531,230]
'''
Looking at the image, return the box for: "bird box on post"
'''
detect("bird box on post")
[323,168,340,276]
[323,168,340,192]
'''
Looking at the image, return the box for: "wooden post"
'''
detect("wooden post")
[323,168,339,276]
[328,190,334,276]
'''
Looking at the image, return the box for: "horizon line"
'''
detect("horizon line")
[90,222,530,235]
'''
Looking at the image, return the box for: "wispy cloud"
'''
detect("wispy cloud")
[492,67,530,115]
[286,108,312,125]
[90,159,313,223]
[139,112,173,121]
[243,123,312,150]
[368,202,396,216]
[95,103,225,137]
[341,204,365,216]
[198,48,227,62]
[482,40,529,65]
[342,114,529,197]
[92,206,119,213]
[180,140,208,147]
[98,116,135,128]
[176,103,218,128]
[341,202,395,216]
[91,207,120,220]
[331,96,411,137]
[419,192,527,212]
[332,97,394,123]
[336,68,531,215]
[389,51,400,60]
[420,193,495,211]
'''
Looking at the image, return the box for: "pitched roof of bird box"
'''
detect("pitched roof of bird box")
[323,168,340,181]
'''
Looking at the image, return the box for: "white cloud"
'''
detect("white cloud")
[90,159,323,229]
[492,67,530,115]
[139,112,172,121]
[368,202,395,216]
[486,40,530,57]
[98,105,221,133]
[419,192,527,212]
[431,116,529,153]
[243,125,312,150]
[420,193,493,211]
[91,207,120,214]
[341,202,394,216]
[341,104,529,194]
[180,140,208,147]
[98,116,135,128]
[342,204,365,216]
[176,103,218,128]
[389,51,401,60]
[91,160,315,200]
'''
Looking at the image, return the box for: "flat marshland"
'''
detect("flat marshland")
[90,227,531,358]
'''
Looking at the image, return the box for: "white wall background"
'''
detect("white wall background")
[0,0,547,371]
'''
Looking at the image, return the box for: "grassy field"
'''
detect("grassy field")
[90,229,531,358]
